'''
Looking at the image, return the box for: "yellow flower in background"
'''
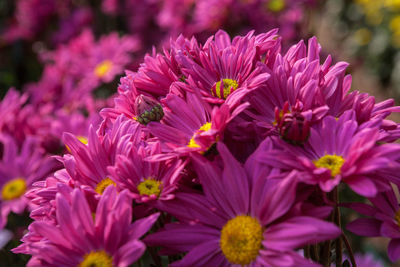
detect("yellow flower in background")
[354,28,372,46]
[384,0,400,10]
[390,15,400,35]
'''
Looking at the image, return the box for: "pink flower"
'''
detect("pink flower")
[29,29,139,111]
[0,135,59,229]
[108,141,185,203]
[14,186,159,267]
[258,111,400,197]
[147,93,248,157]
[62,116,141,195]
[175,30,277,107]
[0,89,48,147]
[145,143,340,266]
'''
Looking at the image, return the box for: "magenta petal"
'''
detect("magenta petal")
[256,172,298,225]
[130,213,160,240]
[346,176,378,197]
[169,239,222,267]
[388,239,400,262]
[145,224,219,252]
[343,202,377,217]
[260,249,320,267]
[30,222,71,249]
[71,189,94,236]
[346,218,382,237]
[264,216,340,251]
[115,240,146,267]
[218,142,249,215]
[381,221,400,239]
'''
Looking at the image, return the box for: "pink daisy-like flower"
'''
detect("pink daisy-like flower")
[258,111,400,197]
[133,48,182,98]
[0,135,59,229]
[246,38,334,141]
[108,141,185,203]
[14,186,159,267]
[62,116,141,195]
[147,93,248,157]
[176,30,277,107]
[145,143,340,266]
[0,89,48,147]
[346,186,400,262]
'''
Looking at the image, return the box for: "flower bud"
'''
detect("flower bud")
[134,95,164,125]
[279,111,310,145]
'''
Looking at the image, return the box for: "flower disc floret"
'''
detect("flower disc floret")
[220,215,263,265]
[78,250,114,267]
[137,178,162,197]
[95,178,116,195]
[187,122,212,148]
[2,178,27,200]
[313,154,345,177]
[212,79,239,99]
[94,60,113,78]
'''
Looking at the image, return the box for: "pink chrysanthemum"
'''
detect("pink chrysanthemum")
[0,89,48,147]
[175,30,277,107]
[0,135,59,229]
[145,143,340,266]
[108,141,185,203]
[147,93,247,157]
[62,116,141,195]
[14,186,159,267]
[28,29,139,112]
[258,111,400,197]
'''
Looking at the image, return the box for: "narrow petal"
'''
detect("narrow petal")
[388,239,400,262]
[346,218,382,237]
[265,216,340,251]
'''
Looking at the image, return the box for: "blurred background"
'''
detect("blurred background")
[0,0,400,266]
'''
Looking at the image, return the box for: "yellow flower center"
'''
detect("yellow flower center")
[94,60,113,78]
[395,210,400,227]
[267,0,285,12]
[77,136,89,145]
[137,178,162,197]
[95,178,116,195]
[2,178,27,201]
[212,79,239,99]
[78,250,114,267]
[66,136,88,152]
[220,215,263,265]
[313,154,345,177]
[188,122,212,149]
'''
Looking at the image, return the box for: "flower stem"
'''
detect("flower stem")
[341,233,357,267]
[334,187,342,267]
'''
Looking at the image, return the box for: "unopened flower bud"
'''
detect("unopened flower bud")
[134,95,164,125]
[279,112,310,145]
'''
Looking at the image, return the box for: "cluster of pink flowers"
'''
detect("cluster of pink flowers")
[8,29,400,266]
[3,0,317,47]
[0,29,137,237]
